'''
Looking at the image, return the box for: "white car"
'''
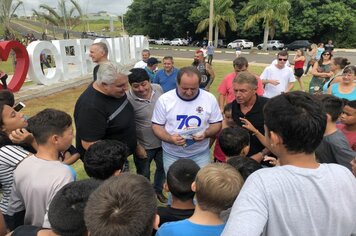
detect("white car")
[170,38,188,46]
[227,39,254,49]
[156,38,171,45]
[257,40,284,50]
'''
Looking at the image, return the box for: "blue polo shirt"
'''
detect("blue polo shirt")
[153,68,179,93]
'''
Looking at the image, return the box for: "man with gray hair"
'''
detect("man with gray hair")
[74,61,137,158]
[134,49,150,69]
[89,42,109,81]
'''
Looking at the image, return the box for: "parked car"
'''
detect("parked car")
[215,39,227,48]
[227,39,254,49]
[257,40,284,50]
[148,38,157,44]
[170,38,188,46]
[284,40,312,51]
[156,38,171,45]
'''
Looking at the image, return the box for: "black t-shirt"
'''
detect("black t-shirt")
[11,225,42,236]
[74,83,137,158]
[231,95,269,156]
[93,65,99,81]
[157,206,195,226]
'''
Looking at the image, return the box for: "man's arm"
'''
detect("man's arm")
[285,82,295,93]
[218,94,226,113]
[152,124,186,146]
[81,140,97,150]
[193,122,222,141]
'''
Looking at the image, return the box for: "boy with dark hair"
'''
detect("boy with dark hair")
[83,139,128,180]
[157,159,200,226]
[219,126,250,158]
[315,95,355,170]
[7,109,76,228]
[222,91,356,236]
[10,179,101,236]
[227,156,262,181]
[157,163,243,236]
[338,100,356,151]
[0,90,14,107]
[84,173,158,236]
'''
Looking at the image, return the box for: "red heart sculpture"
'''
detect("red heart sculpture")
[0,41,29,92]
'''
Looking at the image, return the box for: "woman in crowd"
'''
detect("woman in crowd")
[293,49,306,91]
[304,44,317,75]
[323,57,351,93]
[327,66,356,101]
[315,43,325,61]
[0,102,34,229]
[309,50,333,95]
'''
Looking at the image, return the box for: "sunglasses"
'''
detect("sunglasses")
[323,53,331,56]
[278,58,288,61]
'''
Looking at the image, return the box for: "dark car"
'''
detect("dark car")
[284,40,312,51]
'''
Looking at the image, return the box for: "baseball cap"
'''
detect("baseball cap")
[147,57,161,66]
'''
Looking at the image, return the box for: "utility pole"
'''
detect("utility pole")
[208,0,214,44]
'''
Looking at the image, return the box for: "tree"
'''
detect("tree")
[33,0,83,39]
[190,0,237,47]
[241,0,291,50]
[0,0,23,39]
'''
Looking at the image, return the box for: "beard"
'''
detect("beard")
[192,59,200,66]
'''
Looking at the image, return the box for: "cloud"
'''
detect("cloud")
[18,0,132,16]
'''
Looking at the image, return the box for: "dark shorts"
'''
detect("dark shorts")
[294,68,304,77]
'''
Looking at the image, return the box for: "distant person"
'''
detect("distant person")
[337,100,356,151]
[74,61,136,158]
[157,159,200,227]
[83,140,128,180]
[84,173,159,236]
[89,42,109,81]
[322,57,350,93]
[315,42,325,61]
[261,51,295,98]
[207,42,214,65]
[304,43,317,75]
[324,39,334,51]
[309,50,332,94]
[134,49,150,69]
[7,109,76,229]
[156,163,244,236]
[192,50,215,91]
[145,57,160,82]
[235,46,242,58]
[293,49,306,91]
[222,91,356,236]
[315,95,355,170]
[218,57,264,112]
[10,179,101,236]
[153,56,179,92]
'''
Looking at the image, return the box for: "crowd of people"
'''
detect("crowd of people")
[0,39,354,236]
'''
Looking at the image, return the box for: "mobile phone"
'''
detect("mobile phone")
[13,102,26,112]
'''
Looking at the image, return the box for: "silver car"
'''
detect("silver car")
[257,40,284,50]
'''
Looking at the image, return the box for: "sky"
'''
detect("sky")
[17,0,133,16]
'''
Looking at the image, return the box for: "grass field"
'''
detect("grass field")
[17,58,312,181]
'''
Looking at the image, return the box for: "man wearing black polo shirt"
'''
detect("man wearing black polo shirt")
[231,72,269,162]
[74,61,136,158]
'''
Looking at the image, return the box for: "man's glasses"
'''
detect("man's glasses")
[278,58,288,61]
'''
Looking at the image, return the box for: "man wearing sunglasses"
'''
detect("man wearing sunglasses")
[261,51,296,98]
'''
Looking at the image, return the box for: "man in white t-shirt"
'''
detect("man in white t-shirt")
[152,66,222,173]
[134,49,150,69]
[261,51,295,98]
[222,91,356,236]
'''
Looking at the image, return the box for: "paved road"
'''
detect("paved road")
[150,46,356,65]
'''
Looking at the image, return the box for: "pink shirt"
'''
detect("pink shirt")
[337,124,356,151]
[218,72,264,103]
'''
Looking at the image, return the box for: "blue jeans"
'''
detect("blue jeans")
[134,147,165,193]
[163,148,211,174]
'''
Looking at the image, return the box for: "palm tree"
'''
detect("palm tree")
[241,0,291,50]
[33,0,83,39]
[192,0,237,47]
[0,0,23,39]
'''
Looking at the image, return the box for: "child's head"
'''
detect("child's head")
[227,156,262,180]
[48,179,101,236]
[193,163,244,215]
[219,126,250,157]
[319,95,344,122]
[85,173,157,236]
[27,109,72,150]
[341,100,356,126]
[84,140,128,180]
[223,103,235,127]
[166,159,200,201]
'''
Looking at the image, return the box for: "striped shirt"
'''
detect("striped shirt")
[0,145,29,214]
